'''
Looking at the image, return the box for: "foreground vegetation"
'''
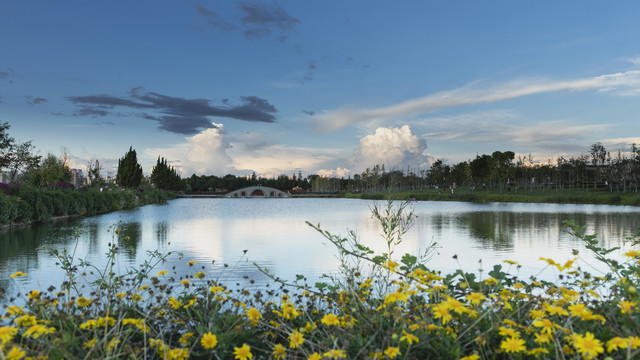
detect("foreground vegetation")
[347,187,640,206]
[2,199,640,359]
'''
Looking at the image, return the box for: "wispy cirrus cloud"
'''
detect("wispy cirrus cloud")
[67,87,278,135]
[313,70,640,132]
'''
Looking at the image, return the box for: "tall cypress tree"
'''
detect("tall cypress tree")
[116,146,143,188]
[150,156,183,191]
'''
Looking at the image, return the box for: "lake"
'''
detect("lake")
[2,198,640,300]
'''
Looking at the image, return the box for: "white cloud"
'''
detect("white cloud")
[145,123,345,177]
[317,168,351,178]
[145,123,234,176]
[313,70,640,132]
[348,125,433,173]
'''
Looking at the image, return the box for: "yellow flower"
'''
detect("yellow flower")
[483,278,498,286]
[529,308,545,319]
[23,324,55,338]
[503,260,518,265]
[76,296,92,307]
[168,297,181,309]
[383,346,400,359]
[180,279,190,286]
[288,330,305,349]
[323,349,346,359]
[400,330,419,345]
[210,285,225,294]
[544,303,568,316]
[539,257,557,266]
[459,355,480,360]
[0,326,18,343]
[386,260,399,271]
[234,343,253,360]
[201,332,218,350]
[627,336,640,349]
[532,319,555,335]
[84,338,97,349]
[606,337,627,352]
[573,332,604,359]
[14,315,37,327]
[624,250,640,258]
[10,271,27,279]
[432,303,452,325]
[321,313,340,326]
[307,353,322,360]
[445,297,467,315]
[534,332,551,344]
[527,347,549,356]
[187,260,197,266]
[465,292,485,306]
[179,332,194,345]
[272,343,287,359]
[498,326,520,338]
[157,270,169,275]
[184,298,197,308]
[5,346,26,360]
[194,271,205,279]
[27,290,40,301]
[6,306,24,316]
[619,300,637,314]
[107,338,120,350]
[384,291,409,305]
[500,337,526,353]
[246,307,262,325]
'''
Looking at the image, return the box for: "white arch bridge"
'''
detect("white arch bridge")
[225,186,291,198]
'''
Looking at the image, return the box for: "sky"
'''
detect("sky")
[2,1,640,179]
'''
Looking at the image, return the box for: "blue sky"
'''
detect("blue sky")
[2,1,640,178]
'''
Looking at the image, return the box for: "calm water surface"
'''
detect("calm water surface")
[2,198,640,299]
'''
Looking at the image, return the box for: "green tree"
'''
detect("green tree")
[1,122,15,171]
[86,159,105,188]
[6,140,41,181]
[589,142,607,189]
[491,151,516,191]
[26,153,72,187]
[116,147,143,188]
[150,157,183,191]
[470,154,493,189]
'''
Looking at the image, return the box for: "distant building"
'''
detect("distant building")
[71,168,84,188]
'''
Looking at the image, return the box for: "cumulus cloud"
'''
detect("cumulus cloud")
[348,125,433,173]
[317,168,351,178]
[67,88,277,135]
[146,124,342,177]
[196,1,300,41]
[313,70,640,132]
[145,123,234,176]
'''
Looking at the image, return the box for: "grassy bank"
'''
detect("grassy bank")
[345,187,640,206]
[0,186,176,228]
[2,199,640,359]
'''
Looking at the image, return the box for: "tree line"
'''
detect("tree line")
[311,144,640,193]
[5,120,640,195]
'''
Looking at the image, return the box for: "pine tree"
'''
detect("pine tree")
[116,146,143,188]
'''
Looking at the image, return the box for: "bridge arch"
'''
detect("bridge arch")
[225,186,291,198]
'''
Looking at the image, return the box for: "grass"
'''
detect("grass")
[2,199,640,359]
